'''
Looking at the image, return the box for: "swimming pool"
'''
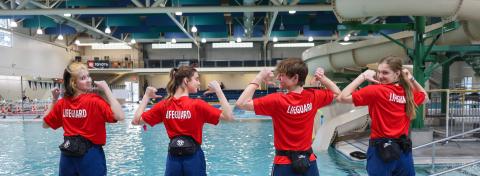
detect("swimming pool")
[0,117,471,175]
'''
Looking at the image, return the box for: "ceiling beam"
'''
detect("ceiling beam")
[0,1,8,9]
[151,0,167,8]
[16,0,30,9]
[265,11,278,45]
[28,1,128,45]
[131,0,145,8]
[130,36,375,43]
[0,5,333,15]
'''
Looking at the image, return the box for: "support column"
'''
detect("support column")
[412,16,426,129]
[441,61,451,114]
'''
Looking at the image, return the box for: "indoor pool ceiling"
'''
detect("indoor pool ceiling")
[0,0,420,46]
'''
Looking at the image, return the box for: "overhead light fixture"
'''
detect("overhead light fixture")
[212,42,253,48]
[171,38,177,44]
[63,13,72,17]
[57,34,64,41]
[9,20,17,28]
[75,39,80,45]
[105,26,111,34]
[175,11,183,16]
[191,26,197,33]
[91,43,132,50]
[308,36,314,42]
[36,27,43,35]
[272,37,278,42]
[274,43,315,48]
[201,38,206,43]
[288,10,296,14]
[152,43,193,49]
[339,42,353,45]
[236,37,242,43]
[130,38,136,44]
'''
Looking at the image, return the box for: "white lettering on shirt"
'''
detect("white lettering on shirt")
[63,109,87,118]
[389,93,406,104]
[286,103,312,115]
[165,110,192,119]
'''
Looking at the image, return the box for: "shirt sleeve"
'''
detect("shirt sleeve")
[94,96,116,123]
[352,85,378,107]
[196,100,221,125]
[413,91,426,105]
[253,93,278,116]
[314,89,334,109]
[43,100,63,129]
[141,101,165,127]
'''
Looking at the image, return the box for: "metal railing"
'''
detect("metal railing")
[426,89,480,139]
[412,127,480,175]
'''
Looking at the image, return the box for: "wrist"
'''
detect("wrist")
[249,82,260,88]
[359,74,366,81]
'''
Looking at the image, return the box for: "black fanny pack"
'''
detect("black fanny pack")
[276,148,313,174]
[59,135,93,157]
[168,135,199,156]
[370,135,412,163]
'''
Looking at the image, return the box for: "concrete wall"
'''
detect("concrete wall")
[0,32,78,100]
[450,61,480,89]
[0,33,74,78]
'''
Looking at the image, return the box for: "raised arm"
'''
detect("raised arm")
[132,87,161,125]
[95,81,125,121]
[235,68,273,111]
[402,69,429,104]
[314,67,341,97]
[337,70,379,104]
[209,81,234,121]
[42,88,60,128]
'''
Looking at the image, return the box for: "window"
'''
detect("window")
[0,19,12,47]
[463,76,473,90]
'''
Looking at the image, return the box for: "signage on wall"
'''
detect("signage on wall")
[93,60,110,68]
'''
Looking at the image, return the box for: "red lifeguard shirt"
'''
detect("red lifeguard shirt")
[44,93,117,145]
[141,96,221,145]
[253,89,334,164]
[352,84,426,139]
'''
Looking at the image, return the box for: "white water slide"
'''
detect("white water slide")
[309,0,480,152]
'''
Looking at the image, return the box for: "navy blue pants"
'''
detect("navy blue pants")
[366,146,415,176]
[271,160,319,176]
[59,145,106,176]
[165,148,206,176]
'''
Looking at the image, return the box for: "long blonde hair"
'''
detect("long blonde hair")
[378,56,417,120]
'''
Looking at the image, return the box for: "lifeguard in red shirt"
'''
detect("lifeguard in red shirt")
[132,66,234,176]
[337,56,429,176]
[236,58,340,176]
[43,62,125,176]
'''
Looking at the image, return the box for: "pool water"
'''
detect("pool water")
[0,119,471,176]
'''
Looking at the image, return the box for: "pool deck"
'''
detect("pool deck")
[335,136,480,165]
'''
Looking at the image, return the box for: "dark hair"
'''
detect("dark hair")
[378,56,417,120]
[165,66,197,99]
[275,58,308,86]
[63,62,88,97]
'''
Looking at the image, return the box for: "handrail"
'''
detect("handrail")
[429,159,480,176]
[413,127,480,150]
